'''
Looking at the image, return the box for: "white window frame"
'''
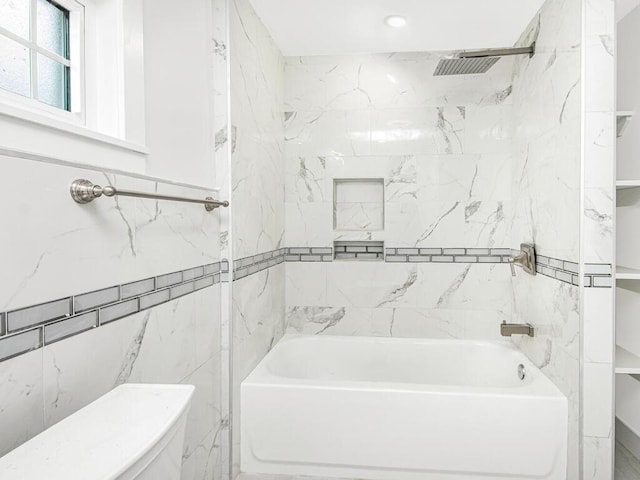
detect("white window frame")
[0,0,85,124]
[0,0,149,174]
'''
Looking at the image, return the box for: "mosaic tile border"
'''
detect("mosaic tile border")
[334,242,384,261]
[385,248,512,263]
[0,262,223,363]
[583,263,613,288]
[535,254,612,288]
[285,247,333,262]
[229,247,613,289]
[233,249,286,280]
[535,254,580,286]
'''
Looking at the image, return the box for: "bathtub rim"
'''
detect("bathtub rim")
[242,334,567,399]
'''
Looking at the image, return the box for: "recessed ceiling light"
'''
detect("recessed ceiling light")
[385,15,407,28]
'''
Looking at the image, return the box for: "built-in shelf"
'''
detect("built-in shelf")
[617,180,640,190]
[617,266,640,279]
[618,111,634,137]
[616,345,640,374]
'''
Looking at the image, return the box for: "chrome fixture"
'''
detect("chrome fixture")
[458,45,536,59]
[509,243,536,277]
[434,43,535,76]
[70,179,229,212]
[501,321,535,338]
[517,364,526,380]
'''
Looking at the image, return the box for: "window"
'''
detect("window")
[0,0,149,171]
[0,0,82,116]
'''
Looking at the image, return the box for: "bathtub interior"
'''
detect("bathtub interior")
[262,335,540,389]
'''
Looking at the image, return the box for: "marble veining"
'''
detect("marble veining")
[508,1,584,477]
[229,0,287,477]
[287,307,347,334]
[376,268,418,307]
[115,311,152,385]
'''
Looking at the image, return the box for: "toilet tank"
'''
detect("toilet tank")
[0,384,195,480]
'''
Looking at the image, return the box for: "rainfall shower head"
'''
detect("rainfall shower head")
[433,44,535,76]
[434,57,500,76]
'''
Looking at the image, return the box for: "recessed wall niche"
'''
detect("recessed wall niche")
[333,179,384,231]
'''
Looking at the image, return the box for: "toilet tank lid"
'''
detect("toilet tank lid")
[0,384,195,480]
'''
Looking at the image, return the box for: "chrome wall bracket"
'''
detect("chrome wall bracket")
[70,179,229,212]
[459,42,536,59]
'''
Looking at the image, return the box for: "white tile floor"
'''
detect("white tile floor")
[616,442,640,479]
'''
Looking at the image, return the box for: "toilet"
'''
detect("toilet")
[0,383,195,480]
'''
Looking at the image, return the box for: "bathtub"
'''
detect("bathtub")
[240,334,567,480]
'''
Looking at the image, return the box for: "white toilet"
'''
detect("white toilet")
[0,383,195,480]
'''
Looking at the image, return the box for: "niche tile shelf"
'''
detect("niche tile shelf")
[617,111,634,138]
[616,181,640,190]
[616,345,640,374]
[617,266,640,280]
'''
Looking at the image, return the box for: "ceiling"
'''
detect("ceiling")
[248,0,546,57]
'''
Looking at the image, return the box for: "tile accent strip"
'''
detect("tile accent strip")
[535,254,612,288]
[385,248,512,264]
[584,263,613,288]
[535,254,581,286]
[284,247,333,263]
[334,242,384,261]
[230,247,613,289]
[233,248,287,281]
[0,261,222,363]
[230,248,327,282]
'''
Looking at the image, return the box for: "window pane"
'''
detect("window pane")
[37,53,68,109]
[37,0,69,58]
[0,34,30,97]
[0,0,30,39]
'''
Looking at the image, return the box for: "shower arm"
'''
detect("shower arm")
[459,43,535,59]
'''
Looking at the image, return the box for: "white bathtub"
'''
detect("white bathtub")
[241,334,567,480]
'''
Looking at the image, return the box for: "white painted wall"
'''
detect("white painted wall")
[142,0,216,187]
[0,0,217,187]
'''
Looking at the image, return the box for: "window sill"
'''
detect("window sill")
[0,102,149,155]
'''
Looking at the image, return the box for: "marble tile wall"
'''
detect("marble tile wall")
[0,153,224,479]
[281,1,595,479]
[228,0,286,477]
[507,0,583,478]
[283,52,517,342]
[581,0,616,478]
[226,1,613,480]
